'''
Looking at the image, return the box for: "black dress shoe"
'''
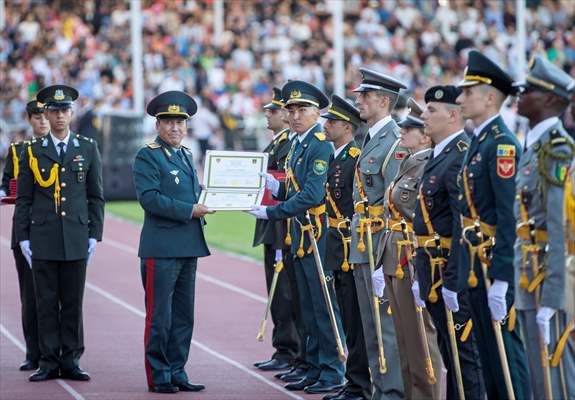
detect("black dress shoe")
[253,358,272,368]
[258,359,291,371]
[331,389,365,400]
[173,381,205,392]
[60,367,90,381]
[279,367,307,382]
[285,377,316,391]
[304,381,345,394]
[29,368,59,382]
[323,387,346,400]
[19,360,39,371]
[149,383,179,393]
[274,366,295,379]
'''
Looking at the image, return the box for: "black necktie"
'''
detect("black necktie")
[58,142,66,163]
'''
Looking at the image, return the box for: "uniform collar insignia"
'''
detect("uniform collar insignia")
[42,137,48,147]
[170,170,179,175]
[73,138,80,147]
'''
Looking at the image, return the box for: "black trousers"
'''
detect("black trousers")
[32,259,87,371]
[426,290,485,400]
[334,269,371,399]
[13,247,39,363]
[263,244,304,364]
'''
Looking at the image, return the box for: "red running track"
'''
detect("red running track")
[0,205,323,400]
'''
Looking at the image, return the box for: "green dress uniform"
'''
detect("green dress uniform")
[378,99,443,400]
[457,52,530,399]
[266,81,345,390]
[348,68,405,399]
[133,91,209,390]
[513,57,575,399]
[321,95,371,400]
[14,87,104,375]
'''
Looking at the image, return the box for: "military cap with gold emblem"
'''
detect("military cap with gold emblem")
[398,98,424,128]
[36,84,79,110]
[26,100,46,115]
[281,80,329,109]
[424,85,462,105]
[320,94,363,128]
[514,55,575,100]
[352,67,407,94]
[457,50,515,96]
[263,87,285,110]
[146,90,198,119]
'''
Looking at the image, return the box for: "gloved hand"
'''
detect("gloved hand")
[487,279,508,321]
[19,240,32,269]
[87,238,97,265]
[0,189,6,198]
[371,267,385,297]
[259,172,279,196]
[274,249,283,262]
[442,287,459,312]
[411,280,426,308]
[246,205,268,220]
[536,306,556,345]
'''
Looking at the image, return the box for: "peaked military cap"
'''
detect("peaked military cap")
[458,50,514,96]
[514,55,575,100]
[263,87,285,110]
[321,94,363,128]
[352,67,407,94]
[26,100,46,115]
[424,85,462,105]
[36,85,78,110]
[146,91,197,119]
[282,80,329,109]
[398,98,424,128]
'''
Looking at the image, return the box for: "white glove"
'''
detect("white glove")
[442,287,459,312]
[87,238,97,265]
[536,306,556,345]
[246,205,268,220]
[259,172,279,196]
[0,189,6,198]
[372,267,385,297]
[19,240,32,269]
[274,249,283,262]
[411,280,426,308]
[487,279,508,321]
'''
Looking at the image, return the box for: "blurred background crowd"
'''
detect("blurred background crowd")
[1,0,575,165]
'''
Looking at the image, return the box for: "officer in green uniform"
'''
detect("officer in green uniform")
[252,87,302,372]
[248,81,345,394]
[14,85,105,382]
[456,51,531,399]
[1,100,49,371]
[321,95,371,400]
[514,56,575,399]
[133,91,213,394]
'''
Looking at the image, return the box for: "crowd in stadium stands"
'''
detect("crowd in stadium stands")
[1,0,575,164]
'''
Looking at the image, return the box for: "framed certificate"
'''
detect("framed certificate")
[198,150,268,210]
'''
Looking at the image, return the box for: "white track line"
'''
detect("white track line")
[0,324,85,400]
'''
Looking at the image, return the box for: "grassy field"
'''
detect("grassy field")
[106,201,263,262]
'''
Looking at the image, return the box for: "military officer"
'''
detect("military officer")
[414,86,486,399]
[321,95,371,400]
[248,81,345,394]
[252,87,302,372]
[349,68,405,399]
[378,98,444,399]
[133,91,213,394]
[0,100,49,371]
[14,85,104,382]
[514,56,575,399]
[456,50,531,399]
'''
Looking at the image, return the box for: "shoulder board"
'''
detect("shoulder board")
[76,134,94,143]
[146,142,162,149]
[10,141,24,147]
[479,131,488,142]
[348,147,361,158]
[278,131,289,142]
[456,140,469,152]
[314,132,326,141]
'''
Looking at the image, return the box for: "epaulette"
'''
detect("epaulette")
[10,141,24,147]
[76,134,94,143]
[314,132,326,141]
[278,130,289,142]
[146,142,162,149]
[479,131,488,142]
[456,140,469,152]
[549,129,569,147]
[348,147,361,158]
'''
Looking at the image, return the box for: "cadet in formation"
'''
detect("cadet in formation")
[1,100,49,371]
[379,98,443,399]
[321,94,371,400]
[133,90,213,394]
[514,55,575,399]
[414,85,486,399]
[456,50,531,399]
[15,85,105,382]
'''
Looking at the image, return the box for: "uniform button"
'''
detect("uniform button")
[366,169,370,173]
[61,211,66,216]
[79,168,83,171]
[61,182,66,187]
[61,167,66,172]
[61,197,66,202]
[458,194,463,200]
[469,173,474,177]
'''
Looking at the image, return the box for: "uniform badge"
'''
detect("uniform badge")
[425,197,434,210]
[77,171,86,183]
[313,159,327,175]
[395,151,407,160]
[365,175,373,187]
[334,188,342,200]
[556,164,568,183]
[497,157,515,178]
[497,144,516,157]
[428,175,436,184]
[170,170,180,184]
[400,191,410,202]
